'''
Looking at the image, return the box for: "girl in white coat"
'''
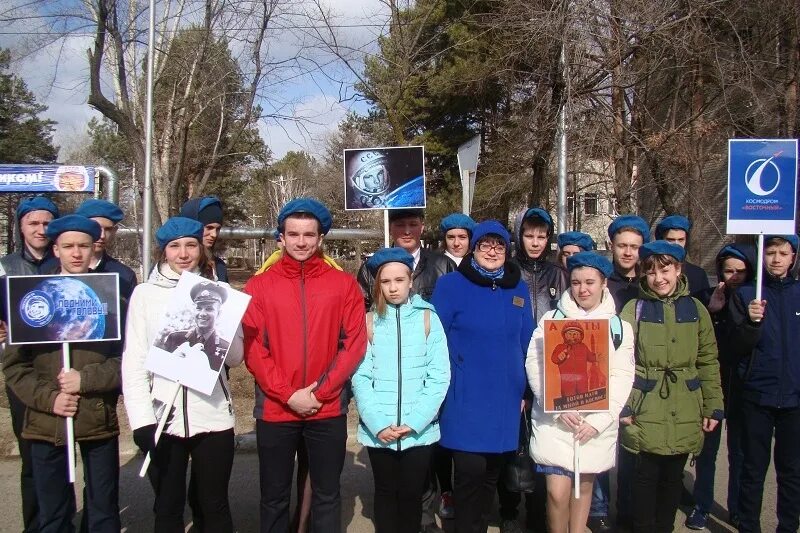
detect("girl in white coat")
[122,217,244,533]
[525,252,634,533]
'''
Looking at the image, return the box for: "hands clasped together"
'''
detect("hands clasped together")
[288,381,322,417]
[558,412,598,444]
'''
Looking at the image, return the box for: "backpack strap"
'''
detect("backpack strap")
[424,309,430,338]
[610,315,623,350]
[366,312,374,344]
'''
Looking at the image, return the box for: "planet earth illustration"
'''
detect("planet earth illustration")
[24,277,106,341]
[385,175,425,207]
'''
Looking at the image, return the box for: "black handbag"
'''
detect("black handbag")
[503,410,537,493]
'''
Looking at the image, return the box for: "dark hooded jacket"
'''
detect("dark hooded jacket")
[0,245,56,323]
[728,247,800,409]
[511,212,567,323]
[357,248,455,310]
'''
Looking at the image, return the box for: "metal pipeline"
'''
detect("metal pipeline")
[116,226,383,241]
[93,166,120,204]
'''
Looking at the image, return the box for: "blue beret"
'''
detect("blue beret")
[440,213,476,234]
[75,199,124,223]
[655,215,692,239]
[717,244,748,263]
[639,240,686,263]
[470,220,511,250]
[607,215,650,243]
[566,251,613,278]
[45,214,101,241]
[180,196,223,226]
[366,247,414,276]
[765,234,799,253]
[388,209,424,222]
[557,231,596,251]
[278,198,332,235]
[156,217,204,249]
[16,196,59,220]
[521,207,554,233]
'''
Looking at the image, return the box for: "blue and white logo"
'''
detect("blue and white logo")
[19,290,54,327]
[745,156,781,196]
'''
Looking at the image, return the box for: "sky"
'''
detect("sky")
[0,0,386,161]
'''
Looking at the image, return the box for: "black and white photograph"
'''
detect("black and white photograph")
[145,271,250,395]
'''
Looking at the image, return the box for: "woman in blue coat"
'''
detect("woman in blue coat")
[431,220,535,533]
[352,247,451,533]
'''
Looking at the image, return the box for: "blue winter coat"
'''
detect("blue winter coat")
[352,295,450,450]
[431,257,535,453]
[731,274,800,408]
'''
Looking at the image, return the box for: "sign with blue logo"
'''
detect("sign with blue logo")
[0,165,95,193]
[727,139,798,234]
[5,274,120,345]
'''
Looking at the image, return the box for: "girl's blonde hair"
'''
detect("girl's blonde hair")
[371,262,413,318]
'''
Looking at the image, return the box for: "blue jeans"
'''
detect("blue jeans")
[30,437,120,533]
[589,471,609,517]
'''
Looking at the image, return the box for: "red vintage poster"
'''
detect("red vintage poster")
[542,318,610,413]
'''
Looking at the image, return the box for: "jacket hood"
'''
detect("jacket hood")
[715,243,756,282]
[146,263,183,288]
[637,273,689,301]
[513,210,554,264]
[556,287,618,318]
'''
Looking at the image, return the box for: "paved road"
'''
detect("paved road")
[0,425,778,532]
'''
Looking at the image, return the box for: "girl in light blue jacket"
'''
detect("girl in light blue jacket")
[352,247,450,533]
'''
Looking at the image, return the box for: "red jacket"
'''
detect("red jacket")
[243,254,367,422]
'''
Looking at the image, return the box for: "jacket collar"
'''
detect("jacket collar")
[457,253,521,288]
[637,274,689,302]
[273,253,328,279]
[556,287,617,318]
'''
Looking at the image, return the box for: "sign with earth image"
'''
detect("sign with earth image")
[5,273,120,345]
[343,146,426,210]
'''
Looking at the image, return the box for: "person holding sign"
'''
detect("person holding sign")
[122,217,244,533]
[430,220,534,533]
[727,235,800,533]
[3,214,122,533]
[0,195,59,533]
[351,247,450,533]
[618,241,723,533]
[525,252,634,533]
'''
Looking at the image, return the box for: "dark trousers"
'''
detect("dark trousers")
[497,467,546,530]
[368,445,433,533]
[451,449,504,533]
[589,471,610,517]
[7,385,38,532]
[725,398,745,517]
[631,452,688,533]
[692,422,722,514]
[30,437,120,533]
[616,447,635,523]
[256,416,347,533]
[147,429,234,533]
[738,400,800,533]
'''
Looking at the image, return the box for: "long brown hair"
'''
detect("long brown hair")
[154,240,214,280]
[371,262,413,318]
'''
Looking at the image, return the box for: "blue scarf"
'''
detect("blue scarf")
[470,257,505,280]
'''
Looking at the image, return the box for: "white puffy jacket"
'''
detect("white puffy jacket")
[122,264,244,437]
[525,288,634,473]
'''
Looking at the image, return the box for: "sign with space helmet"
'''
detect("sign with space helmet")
[343,146,426,210]
[542,318,610,413]
[5,273,120,344]
[727,139,798,234]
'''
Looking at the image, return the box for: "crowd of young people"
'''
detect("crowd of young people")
[0,194,796,533]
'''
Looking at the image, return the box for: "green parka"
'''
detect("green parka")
[619,275,724,456]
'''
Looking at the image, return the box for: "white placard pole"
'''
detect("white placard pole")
[139,381,182,478]
[61,342,76,484]
[755,233,764,305]
[573,437,580,498]
[383,210,390,247]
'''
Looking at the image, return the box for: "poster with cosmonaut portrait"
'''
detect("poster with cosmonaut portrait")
[5,273,120,344]
[343,146,426,210]
[146,271,250,395]
[542,318,610,413]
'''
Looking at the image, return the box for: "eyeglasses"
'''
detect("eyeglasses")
[477,242,507,253]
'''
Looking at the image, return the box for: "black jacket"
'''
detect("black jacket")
[512,256,567,322]
[683,261,710,295]
[607,269,638,314]
[0,246,55,322]
[357,248,455,309]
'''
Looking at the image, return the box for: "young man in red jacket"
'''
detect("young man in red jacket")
[242,198,367,533]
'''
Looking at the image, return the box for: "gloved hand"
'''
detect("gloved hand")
[133,424,157,454]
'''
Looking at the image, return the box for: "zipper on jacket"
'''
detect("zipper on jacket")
[301,262,308,387]
[779,285,787,408]
[182,385,189,437]
[396,306,403,452]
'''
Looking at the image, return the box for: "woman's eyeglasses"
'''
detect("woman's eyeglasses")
[477,242,507,253]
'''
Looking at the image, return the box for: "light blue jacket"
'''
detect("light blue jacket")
[352,295,451,450]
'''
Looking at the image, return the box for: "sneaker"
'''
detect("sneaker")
[438,491,455,520]
[500,519,525,533]
[587,515,613,533]
[685,508,708,530]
